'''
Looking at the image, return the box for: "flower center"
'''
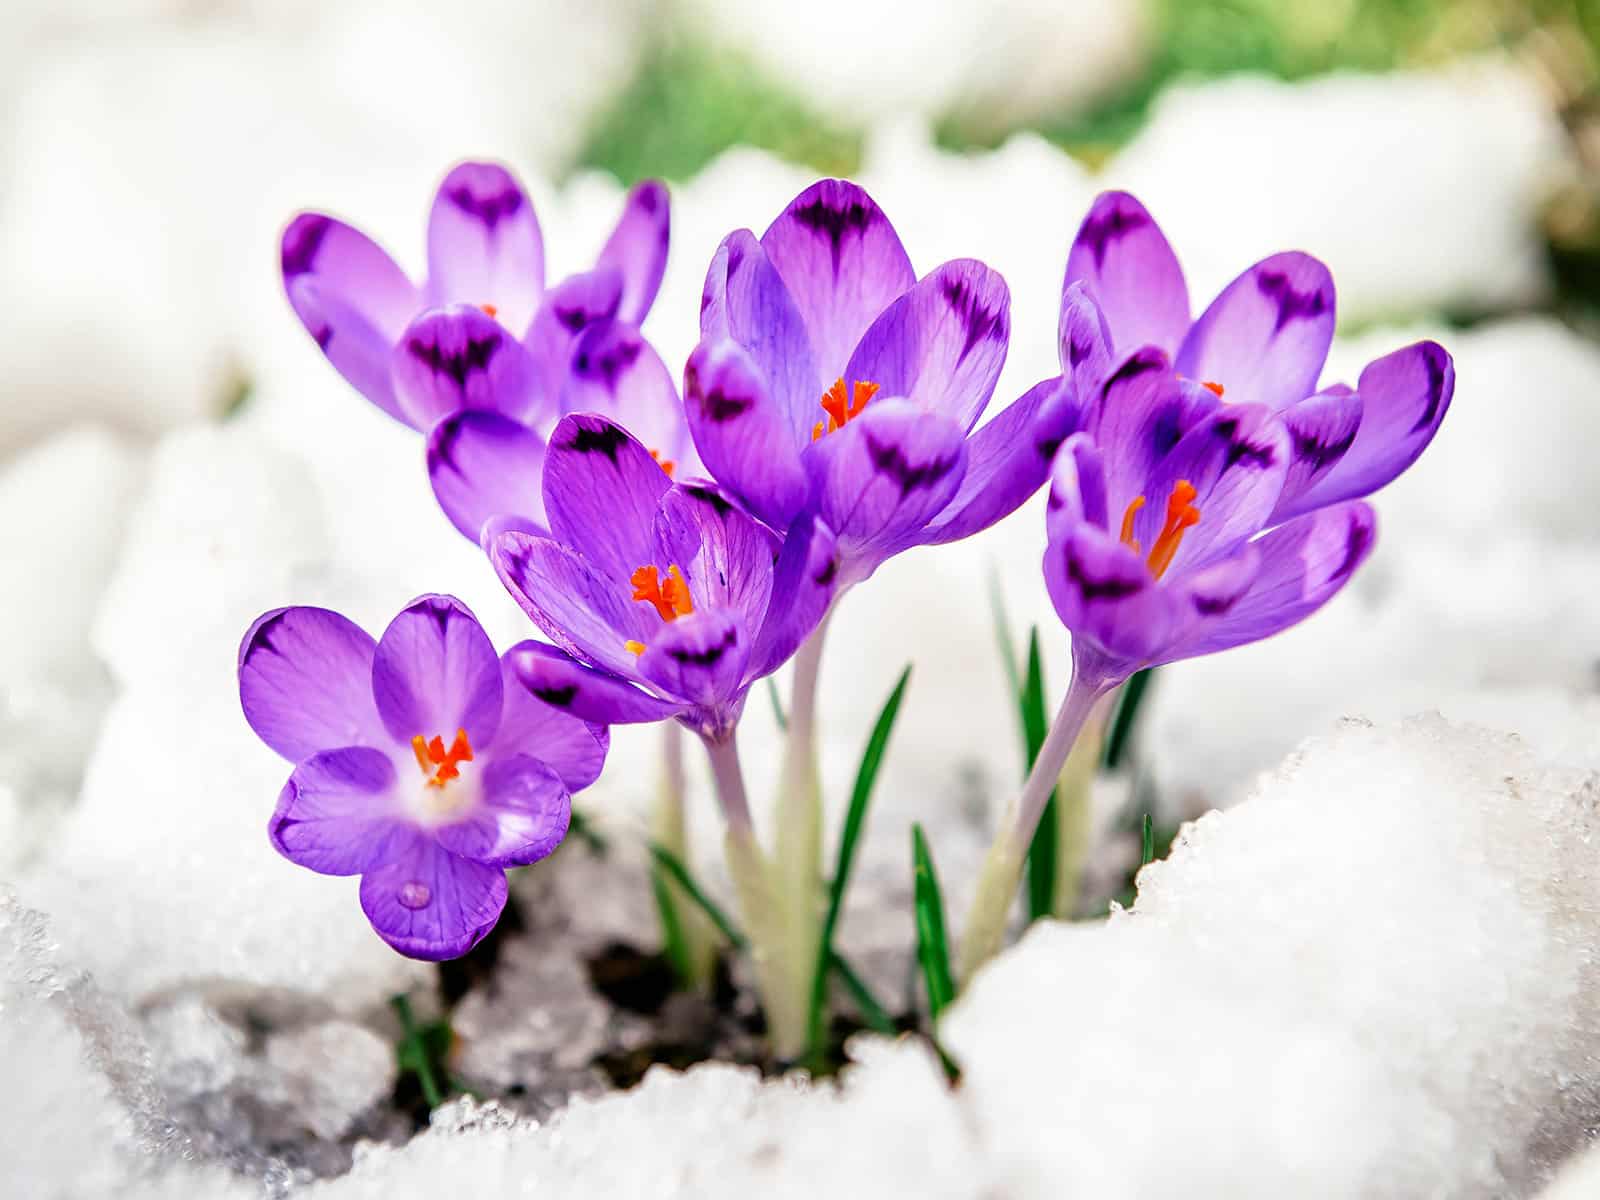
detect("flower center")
[1119,479,1201,579]
[624,564,695,656]
[411,728,473,789]
[811,377,879,441]
[649,448,676,478]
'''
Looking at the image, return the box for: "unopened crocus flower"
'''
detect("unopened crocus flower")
[958,194,1455,979]
[239,594,606,960]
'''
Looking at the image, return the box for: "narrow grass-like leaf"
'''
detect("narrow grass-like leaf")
[767,675,788,732]
[1102,667,1156,769]
[1140,813,1155,867]
[1019,629,1058,922]
[988,566,1023,701]
[648,843,748,950]
[805,666,913,1062]
[911,823,956,1022]
[649,863,694,984]
[830,951,897,1036]
[390,994,443,1110]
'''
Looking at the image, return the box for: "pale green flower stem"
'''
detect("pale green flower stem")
[651,721,717,990]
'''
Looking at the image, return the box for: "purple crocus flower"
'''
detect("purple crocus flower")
[238,594,606,960]
[484,413,836,747]
[683,179,1080,587]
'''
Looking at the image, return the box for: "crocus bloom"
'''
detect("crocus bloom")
[684,179,1080,586]
[239,594,607,959]
[486,413,837,748]
[282,160,669,429]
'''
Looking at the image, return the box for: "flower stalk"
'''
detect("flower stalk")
[651,722,718,989]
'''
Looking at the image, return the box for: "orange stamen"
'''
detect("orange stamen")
[1118,495,1146,554]
[410,728,474,788]
[624,640,646,656]
[811,378,879,440]
[480,303,499,319]
[1201,380,1224,396]
[1146,479,1200,579]
[648,448,676,478]
[629,564,695,622]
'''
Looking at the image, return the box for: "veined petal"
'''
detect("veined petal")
[748,513,839,680]
[489,656,608,790]
[392,305,540,430]
[360,833,508,961]
[506,640,685,725]
[653,483,778,636]
[426,410,548,543]
[525,268,624,414]
[596,179,670,324]
[636,608,750,707]
[1175,251,1336,412]
[844,259,1010,433]
[433,755,570,869]
[1268,385,1362,523]
[1064,192,1190,357]
[372,594,504,747]
[491,533,652,676]
[239,606,386,762]
[269,747,410,876]
[1042,521,1183,669]
[1092,348,1218,521]
[1058,280,1114,395]
[426,161,544,335]
[1046,432,1110,539]
[920,375,1082,548]
[683,338,809,530]
[760,179,916,378]
[542,414,672,587]
[1275,341,1454,522]
[564,322,699,475]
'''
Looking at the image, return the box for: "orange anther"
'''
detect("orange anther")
[813,378,878,439]
[624,640,646,656]
[1146,479,1200,579]
[648,448,676,478]
[1118,495,1146,554]
[629,564,695,622]
[480,303,499,319]
[411,728,473,788]
[1201,380,1224,396]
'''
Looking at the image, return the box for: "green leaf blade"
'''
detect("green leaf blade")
[911,823,956,1023]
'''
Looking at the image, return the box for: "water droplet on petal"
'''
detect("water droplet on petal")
[398,881,431,909]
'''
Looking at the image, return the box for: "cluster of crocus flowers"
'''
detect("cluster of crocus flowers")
[248,161,1453,1052]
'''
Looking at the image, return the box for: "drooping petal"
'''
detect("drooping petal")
[491,533,652,676]
[239,607,386,762]
[805,399,967,580]
[542,414,672,587]
[748,513,839,680]
[425,161,545,334]
[391,306,540,430]
[524,268,624,412]
[1175,251,1336,412]
[281,213,421,427]
[433,755,570,869]
[1274,341,1454,522]
[1267,385,1362,523]
[1172,501,1377,658]
[636,608,750,707]
[359,832,508,961]
[1042,521,1183,669]
[759,180,916,377]
[919,375,1083,548]
[1045,432,1110,538]
[1058,280,1114,395]
[1064,191,1190,357]
[268,747,411,876]
[563,322,698,474]
[372,595,504,746]
[489,656,608,790]
[844,259,1010,433]
[653,482,777,636]
[506,640,685,725]
[426,410,548,542]
[699,230,820,431]
[683,338,810,530]
[595,179,670,324]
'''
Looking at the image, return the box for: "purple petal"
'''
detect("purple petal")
[653,483,778,636]
[683,338,809,530]
[1274,341,1454,522]
[491,533,652,676]
[1267,385,1362,524]
[1046,432,1110,537]
[748,513,839,679]
[489,655,608,790]
[372,595,504,746]
[563,322,699,476]
[525,268,625,409]
[426,410,548,543]
[239,607,386,762]
[1167,542,1261,633]
[1085,348,1218,521]
[920,375,1083,548]
[1175,252,1336,412]
[844,259,1010,433]
[1058,280,1114,395]
[425,161,545,335]
[433,755,570,869]
[542,413,672,586]
[760,180,916,377]
[805,399,967,580]
[268,747,411,876]
[359,833,508,961]
[595,179,670,324]
[636,608,750,707]
[282,213,421,427]
[1042,521,1183,668]
[392,305,541,430]
[1064,192,1190,357]
[699,230,821,432]
[506,640,685,725]
[1172,501,1377,658]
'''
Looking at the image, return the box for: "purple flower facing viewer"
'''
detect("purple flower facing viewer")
[684,179,1079,585]
[239,594,606,960]
[487,413,837,744]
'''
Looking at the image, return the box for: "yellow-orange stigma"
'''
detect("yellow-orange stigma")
[1118,479,1201,580]
[480,303,499,319]
[1201,380,1224,396]
[411,729,473,789]
[811,378,879,441]
[629,564,694,622]
[649,448,676,478]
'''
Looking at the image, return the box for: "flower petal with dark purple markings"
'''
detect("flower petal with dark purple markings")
[372,595,504,747]
[1064,192,1190,357]
[239,606,386,762]
[595,179,670,324]
[636,608,750,707]
[489,656,608,790]
[653,483,777,635]
[392,305,540,429]
[1268,385,1362,523]
[491,533,654,677]
[524,268,624,410]
[748,514,839,679]
[1046,432,1110,540]
[268,747,410,875]
[360,833,508,961]
[506,641,684,725]
[426,161,544,334]
[1058,280,1114,395]
[1042,521,1183,668]
[564,322,698,475]
[426,410,548,543]
[542,414,672,588]
[1091,348,1219,521]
